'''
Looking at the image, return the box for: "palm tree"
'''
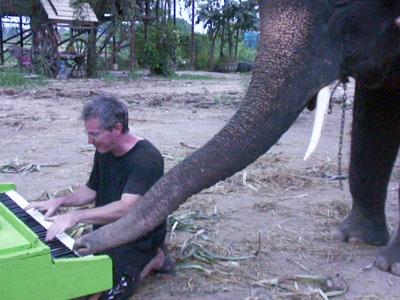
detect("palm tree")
[197,0,223,69]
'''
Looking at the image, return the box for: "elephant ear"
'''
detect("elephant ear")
[329,1,400,76]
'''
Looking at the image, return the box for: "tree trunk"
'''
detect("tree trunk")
[155,0,160,19]
[227,19,233,60]
[130,19,137,72]
[87,26,98,77]
[112,32,116,65]
[190,0,196,70]
[0,18,3,65]
[220,23,225,61]
[234,28,240,59]
[167,0,171,21]
[144,0,150,42]
[208,28,219,70]
[173,0,176,26]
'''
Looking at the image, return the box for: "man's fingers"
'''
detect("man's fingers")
[45,228,57,241]
[25,202,40,210]
[46,223,62,241]
[44,210,56,218]
[25,202,49,213]
[45,220,63,241]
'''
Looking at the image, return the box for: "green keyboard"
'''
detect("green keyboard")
[0,183,112,299]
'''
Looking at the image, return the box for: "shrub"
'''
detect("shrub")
[145,23,178,76]
[0,68,46,88]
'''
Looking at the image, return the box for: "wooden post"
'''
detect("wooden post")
[0,17,3,65]
[104,37,108,64]
[87,26,98,77]
[145,0,150,42]
[112,34,116,64]
[190,0,195,70]
[130,19,137,72]
[19,17,23,49]
[173,0,176,27]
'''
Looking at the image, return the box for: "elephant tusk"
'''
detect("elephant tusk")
[303,85,331,161]
[395,16,400,28]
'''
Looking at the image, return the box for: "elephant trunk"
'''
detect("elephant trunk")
[74,0,340,255]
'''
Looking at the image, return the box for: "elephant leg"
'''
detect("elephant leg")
[375,186,400,275]
[339,81,400,247]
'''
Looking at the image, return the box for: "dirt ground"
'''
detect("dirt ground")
[0,71,399,300]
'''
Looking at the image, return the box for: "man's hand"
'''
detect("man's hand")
[45,212,78,241]
[25,198,63,218]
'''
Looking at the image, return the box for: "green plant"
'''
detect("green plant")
[99,70,140,82]
[0,68,46,88]
[144,23,179,76]
[213,94,232,105]
[168,73,215,80]
[237,42,257,62]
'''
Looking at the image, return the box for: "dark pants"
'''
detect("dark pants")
[102,222,167,284]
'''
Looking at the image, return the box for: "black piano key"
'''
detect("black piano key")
[0,193,77,259]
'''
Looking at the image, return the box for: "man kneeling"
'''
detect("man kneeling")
[27,96,170,300]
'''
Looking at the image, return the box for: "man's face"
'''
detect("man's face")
[84,118,115,153]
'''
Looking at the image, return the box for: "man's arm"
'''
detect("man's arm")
[25,185,97,218]
[45,193,140,241]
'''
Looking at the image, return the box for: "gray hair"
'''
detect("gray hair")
[81,96,129,133]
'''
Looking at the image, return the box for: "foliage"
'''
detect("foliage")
[168,73,215,80]
[236,42,257,61]
[98,70,140,82]
[197,0,259,65]
[72,0,136,21]
[234,0,259,32]
[143,22,179,75]
[1,0,257,75]
[197,0,223,35]
[194,34,212,69]
[174,18,193,35]
[0,0,36,16]
[0,67,46,88]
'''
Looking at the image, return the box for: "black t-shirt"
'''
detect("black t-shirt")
[86,139,166,279]
[87,139,163,203]
[87,139,164,230]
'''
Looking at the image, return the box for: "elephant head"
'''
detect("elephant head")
[75,0,400,274]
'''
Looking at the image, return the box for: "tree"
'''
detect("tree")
[183,0,197,70]
[232,0,258,59]
[197,0,258,66]
[196,0,222,70]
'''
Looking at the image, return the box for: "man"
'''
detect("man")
[26,96,169,300]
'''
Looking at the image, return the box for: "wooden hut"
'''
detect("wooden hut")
[0,0,98,76]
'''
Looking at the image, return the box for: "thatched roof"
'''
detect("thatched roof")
[40,0,97,23]
[0,0,98,24]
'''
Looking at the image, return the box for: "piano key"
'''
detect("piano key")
[0,192,77,258]
[6,190,75,249]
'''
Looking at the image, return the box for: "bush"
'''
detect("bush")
[195,35,212,70]
[237,42,257,62]
[134,22,178,75]
[0,68,46,88]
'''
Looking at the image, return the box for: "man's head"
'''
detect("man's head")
[82,96,130,153]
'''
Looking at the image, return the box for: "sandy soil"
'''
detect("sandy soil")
[0,71,399,300]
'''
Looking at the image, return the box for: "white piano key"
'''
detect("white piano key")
[5,190,75,251]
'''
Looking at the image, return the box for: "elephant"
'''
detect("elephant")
[74,0,400,275]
